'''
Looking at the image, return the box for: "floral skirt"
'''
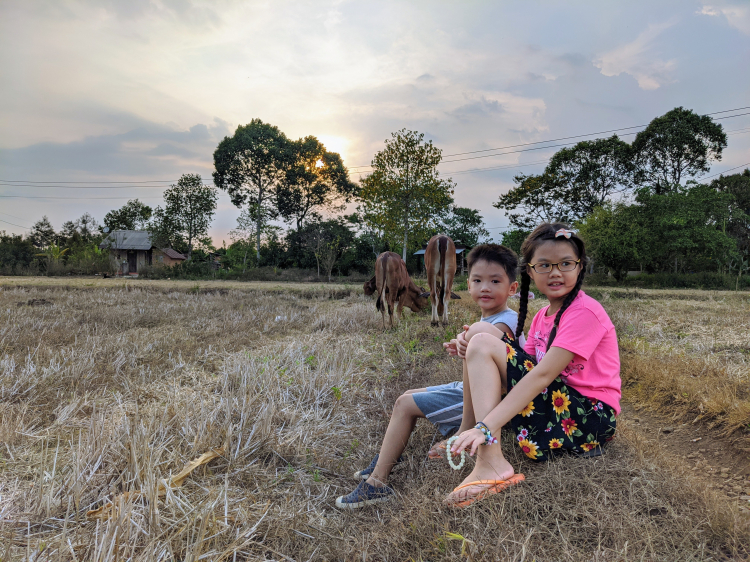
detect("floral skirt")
[503,334,617,462]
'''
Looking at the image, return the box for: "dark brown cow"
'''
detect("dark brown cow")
[364,251,427,328]
[421,234,460,326]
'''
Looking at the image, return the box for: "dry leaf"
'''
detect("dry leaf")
[86,447,225,521]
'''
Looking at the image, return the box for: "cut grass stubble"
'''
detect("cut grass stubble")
[0,282,747,561]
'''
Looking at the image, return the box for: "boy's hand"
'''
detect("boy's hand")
[455,325,470,358]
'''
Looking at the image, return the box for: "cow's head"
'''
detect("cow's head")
[363,276,377,296]
[405,282,429,312]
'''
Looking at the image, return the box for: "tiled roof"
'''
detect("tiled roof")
[161,248,186,260]
[99,230,152,250]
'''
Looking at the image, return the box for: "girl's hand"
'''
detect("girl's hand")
[455,325,470,358]
[450,428,485,457]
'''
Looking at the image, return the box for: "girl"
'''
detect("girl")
[444,223,621,507]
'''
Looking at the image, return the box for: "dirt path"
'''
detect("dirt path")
[621,402,750,511]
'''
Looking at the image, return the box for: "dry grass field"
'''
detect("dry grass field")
[1,278,748,561]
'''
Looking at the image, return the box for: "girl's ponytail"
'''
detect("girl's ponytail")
[546,264,586,351]
[515,270,531,340]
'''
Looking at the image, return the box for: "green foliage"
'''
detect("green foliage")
[103,199,152,231]
[632,106,727,194]
[359,129,455,260]
[0,231,36,273]
[28,216,56,249]
[711,169,750,255]
[150,174,218,260]
[500,229,529,255]
[276,136,358,234]
[437,206,490,247]
[213,119,291,260]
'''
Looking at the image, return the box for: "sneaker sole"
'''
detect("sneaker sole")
[334,494,393,509]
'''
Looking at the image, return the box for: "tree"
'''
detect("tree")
[294,219,355,280]
[545,136,634,216]
[359,129,455,261]
[495,136,633,229]
[152,174,218,260]
[228,204,277,272]
[632,107,727,194]
[75,213,100,242]
[578,203,643,280]
[493,172,570,229]
[28,216,56,249]
[103,199,153,231]
[277,136,358,265]
[213,119,292,261]
[439,206,490,247]
[711,169,750,256]
[500,229,530,256]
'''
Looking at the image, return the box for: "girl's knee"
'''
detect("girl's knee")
[465,332,498,357]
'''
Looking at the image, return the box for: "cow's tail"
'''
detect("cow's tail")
[437,236,447,314]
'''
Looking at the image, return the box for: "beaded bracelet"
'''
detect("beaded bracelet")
[475,422,498,445]
[445,435,465,470]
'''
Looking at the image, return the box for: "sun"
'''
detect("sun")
[317,135,349,160]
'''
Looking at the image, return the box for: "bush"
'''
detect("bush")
[585,272,750,290]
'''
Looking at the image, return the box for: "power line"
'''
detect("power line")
[0,217,30,230]
[701,162,750,181]
[347,109,750,170]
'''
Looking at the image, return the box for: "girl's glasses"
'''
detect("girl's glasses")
[528,259,580,274]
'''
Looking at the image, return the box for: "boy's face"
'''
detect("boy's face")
[468,259,518,317]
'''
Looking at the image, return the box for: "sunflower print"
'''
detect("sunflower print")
[501,333,617,462]
[519,401,535,417]
[518,438,542,459]
[551,390,571,415]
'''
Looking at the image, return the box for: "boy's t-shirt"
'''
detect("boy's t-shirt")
[523,291,621,414]
[481,308,518,335]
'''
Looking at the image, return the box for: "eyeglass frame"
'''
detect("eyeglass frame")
[527,259,581,274]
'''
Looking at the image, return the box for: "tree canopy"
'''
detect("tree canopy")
[632,106,727,194]
[438,206,490,248]
[359,129,454,260]
[103,199,153,232]
[213,119,292,260]
[151,174,218,260]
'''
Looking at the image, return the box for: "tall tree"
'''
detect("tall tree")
[28,216,56,249]
[546,135,634,215]
[711,169,750,256]
[213,119,292,261]
[439,206,490,247]
[632,107,727,194]
[359,129,455,261]
[152,174,218,260]
[493,172,569,230]
[103,199,153,231]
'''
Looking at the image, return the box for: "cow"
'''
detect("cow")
[421,234,461,326]
[363,251,427,329]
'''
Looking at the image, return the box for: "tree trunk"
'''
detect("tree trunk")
[255,191,262,262]
[402,228,408,262]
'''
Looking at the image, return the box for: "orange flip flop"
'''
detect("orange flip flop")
[444,474,525,508]
[427,440,448,460]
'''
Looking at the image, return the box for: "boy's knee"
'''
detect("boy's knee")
[465,332,496,357]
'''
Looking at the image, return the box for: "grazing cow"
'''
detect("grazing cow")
[421,234,461,326]
[364,252,427,329]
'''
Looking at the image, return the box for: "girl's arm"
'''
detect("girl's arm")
[450,346,575,456]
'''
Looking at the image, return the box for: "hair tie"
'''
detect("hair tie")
[555,228,574,239]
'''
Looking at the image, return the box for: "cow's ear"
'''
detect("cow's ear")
[420,291,430,298]
[450,292,461,299]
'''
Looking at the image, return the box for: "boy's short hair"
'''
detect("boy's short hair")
[466,244,518,282]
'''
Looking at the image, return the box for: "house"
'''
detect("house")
[99,230,186,276]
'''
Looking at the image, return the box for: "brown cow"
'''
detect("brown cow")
[421,234,461,326]
[364,251,427,328]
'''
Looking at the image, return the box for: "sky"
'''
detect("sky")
[1,0,749,244]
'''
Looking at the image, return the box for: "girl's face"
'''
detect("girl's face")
[527,240,580,307]
[468,259,519,317]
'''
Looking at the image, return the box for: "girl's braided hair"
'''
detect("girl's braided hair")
[515,222,588,351]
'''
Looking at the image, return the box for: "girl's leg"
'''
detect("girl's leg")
[447,333,514,500]
[367,392,426,485]
[459,359,476,431]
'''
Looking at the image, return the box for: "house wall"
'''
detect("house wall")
[152,249,185,267]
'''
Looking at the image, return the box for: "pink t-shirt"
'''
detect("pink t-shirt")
[523,291,621,414]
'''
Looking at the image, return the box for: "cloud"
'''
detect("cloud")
[594,22,677,90]
[697,3,750,34]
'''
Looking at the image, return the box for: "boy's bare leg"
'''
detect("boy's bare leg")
[367,392,426,485]
[447,333,514,500]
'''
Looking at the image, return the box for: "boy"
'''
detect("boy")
[335,244,520,508]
